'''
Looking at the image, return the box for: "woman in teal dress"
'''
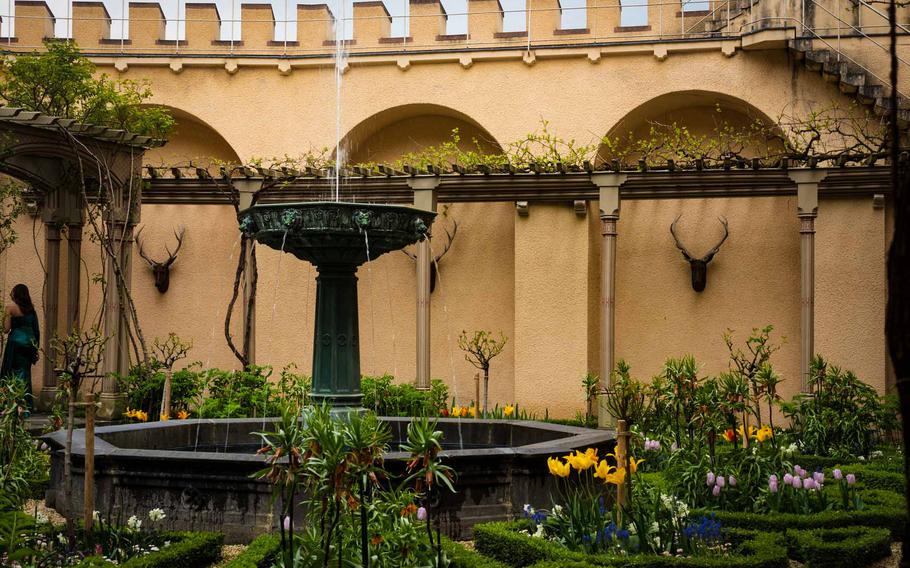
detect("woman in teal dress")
[1,284,40,413]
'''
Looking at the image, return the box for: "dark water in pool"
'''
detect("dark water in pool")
[169,441,495,454]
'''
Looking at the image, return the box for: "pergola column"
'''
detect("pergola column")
[37,223,62,411]
[234,178,262,366]
[592,173,626,429]
[98,220,132,419]
[789,170,827,393]
[408,176,440,390]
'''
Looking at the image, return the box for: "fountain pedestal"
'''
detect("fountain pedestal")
[312,264,362,407]
[239,201,436,411]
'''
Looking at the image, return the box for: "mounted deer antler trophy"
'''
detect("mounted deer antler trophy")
[136,226,186,293]
[670,215,729,292]
[403,219,458,293]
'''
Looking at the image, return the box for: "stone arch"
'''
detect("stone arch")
[600,90,786,161]
[341,103,503,165]
[143,106,242,166]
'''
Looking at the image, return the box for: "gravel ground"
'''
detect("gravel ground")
[22,499,65,525]
[789,542,901,568]
[212,545,247,567]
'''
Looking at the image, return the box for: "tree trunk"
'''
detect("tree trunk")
[483,367,490,418]
[64,387,75,542]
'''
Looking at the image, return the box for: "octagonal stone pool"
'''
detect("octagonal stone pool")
[44,418,613,542]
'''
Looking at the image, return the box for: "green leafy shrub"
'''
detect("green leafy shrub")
[785,526,891,568]
[0,379,49,507]
[443,536,511,568]
[361,374,448,416]
[194,365,309,418]
[222,533,280,568]
[781,356,896,458]
[116,362,204,417]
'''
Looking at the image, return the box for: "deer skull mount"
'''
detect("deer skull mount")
[670,215,729,292]
[403,220,458,293]
[136,227,186,293]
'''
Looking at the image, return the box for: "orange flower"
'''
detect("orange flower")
[176,410,190,420]
[370,534,384,546]
[159,413,170,421]
[723,429,736,442]
[400,504,417,517]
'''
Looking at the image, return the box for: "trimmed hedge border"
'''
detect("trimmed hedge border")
[787,527,891,568]
[473,521,789,568]
[76,531,223,567]
[222,533,281,568]
[704,488,907,539]
[833,464,906,494]
[218,533,500,568]
[785,526,892,568]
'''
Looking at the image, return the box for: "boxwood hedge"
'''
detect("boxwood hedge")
[472,521,789,568]
[222,533,281,568]
[785,526,892,568]
[76,531,223,567]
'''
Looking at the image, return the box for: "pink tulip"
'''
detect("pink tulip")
[791,476,802,489]
[769,475,778,484]
[728,475,737,487]
[706,472,716,486]
[769,481,779,493]
[813,472,825,484]
[846,474,856,486]
[833,469,843,481]
[712,485,721,497]
[783,473,793,485]
[715,475,726,488]
[417,507,427,521]
[283,517,291,532]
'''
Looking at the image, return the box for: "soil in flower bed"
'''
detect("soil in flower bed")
[788,542,902,568]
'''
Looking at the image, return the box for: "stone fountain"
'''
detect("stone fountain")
[238,201,436,410]
[44,200,615,543]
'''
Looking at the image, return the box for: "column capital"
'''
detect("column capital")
[410,178,439,212]
[232,178,264,210]
[788,170,827,217]
[592,173,627,219]
[406,175,442,192]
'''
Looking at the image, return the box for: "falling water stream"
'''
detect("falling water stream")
[333,0,348,202]
[266,230,290,356]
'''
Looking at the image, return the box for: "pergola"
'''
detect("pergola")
[146,162,892,427]
[0,107,163,418]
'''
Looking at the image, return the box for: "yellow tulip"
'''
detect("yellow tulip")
[469,406,477,418]
[160,413,170,421]
[604,466,627,486]
[593,459,615,482]
[547,457,571,477]
[756,426,773,443]
[504,405,515,417]
[566,450,595,472]
[629,457,644,474]
[584,447,599,462]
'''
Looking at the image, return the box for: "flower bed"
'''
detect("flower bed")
[785,526,892,568]
[702,488,907,538]
[76,531,223,567]
[473,521,789,568]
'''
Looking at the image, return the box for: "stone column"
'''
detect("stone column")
[789,170,827,393]
[408,177,439,390]
[65,223,82,330]
[98,221,128,420]
[592,173,626,429]
[37,224,62,411]
[234,179,262,366]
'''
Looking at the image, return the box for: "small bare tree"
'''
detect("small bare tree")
[50,327,107,542]
[457,330,507,417]
[153,333,192,419]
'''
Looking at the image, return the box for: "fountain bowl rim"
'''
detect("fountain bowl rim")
[238,201,437,218]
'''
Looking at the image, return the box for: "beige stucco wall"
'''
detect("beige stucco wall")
[0,6,899,416]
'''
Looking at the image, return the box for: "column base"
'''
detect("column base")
[597,394,616,430]
[97,393,127,421]
[36,386,60,413]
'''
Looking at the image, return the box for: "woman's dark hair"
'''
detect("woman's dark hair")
[11,284,34,314]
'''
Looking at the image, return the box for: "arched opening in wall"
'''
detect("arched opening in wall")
[600,90,785,164]
[341,103,503,165]
[143,107,241,166]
